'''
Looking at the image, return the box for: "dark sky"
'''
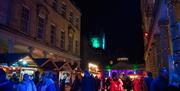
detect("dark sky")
[73,0,144,63]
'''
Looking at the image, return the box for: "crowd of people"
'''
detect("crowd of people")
[0,67,180,91]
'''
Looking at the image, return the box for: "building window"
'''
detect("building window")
[61,3,67,17]
[68,28,73,52]
[75,40,78,53]
[37,16,45,39]
[75,18,79,29]
[50,25,56,46]
[52,0,57,10]
[60,31,65,49]
[21,6,30,33]
[69,11,74,23]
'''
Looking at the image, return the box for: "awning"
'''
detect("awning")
[0,53,28,65]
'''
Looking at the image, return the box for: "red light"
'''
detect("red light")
[144,32,148,37]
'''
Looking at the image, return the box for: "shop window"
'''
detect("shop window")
[37,16,45,40]
[21,6,30,33]
[60,31,65,49]
[52,0,58,10]
[50,25,56,46]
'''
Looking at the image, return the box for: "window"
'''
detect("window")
[68,28,73,52]
[52,0,57,10]
[75,18,79,29]
[21,6,30,33]
[60,31,65,49]
[50,25,56,46]
[69,11,74,23]
[61,3,67,17]
[37,16,45,39]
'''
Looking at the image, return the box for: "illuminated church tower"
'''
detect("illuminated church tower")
[89,32,106,50]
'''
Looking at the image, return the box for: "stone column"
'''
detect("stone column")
[158,19,170,67]
[167,0,180,78]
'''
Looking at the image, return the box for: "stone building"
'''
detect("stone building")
[0,0,81,75]
[141,0,180,77]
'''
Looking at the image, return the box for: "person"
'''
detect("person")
[125,76,133,91]
[37,71,56,91]
[165,73,180,91]
[60,76,66,91]
[100,77,106,91]
[0,68,14,91]
[81,70,95,91]
[94,76,101,91]
[109,78,116,91]
[150,67,169,91]
[115,77,124,91]
[105,77,111,91]
[133,78,140,91]
[144,71,153,91]
[70,74,81,91]
[10,73,19,91]
[109,72,117,91]
[33,71,40,86]
[17,74,37,91]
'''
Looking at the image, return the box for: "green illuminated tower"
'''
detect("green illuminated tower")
[89,32,105,50]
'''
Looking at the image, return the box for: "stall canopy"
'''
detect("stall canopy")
[0,53,28,65]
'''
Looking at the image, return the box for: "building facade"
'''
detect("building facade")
[141,0,180,77]
[0,0,81,73]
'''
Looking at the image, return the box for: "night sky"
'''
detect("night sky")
[73,0,144,63]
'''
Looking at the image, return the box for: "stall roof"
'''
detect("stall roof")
[32,58,49,67]
[0,53,28,65]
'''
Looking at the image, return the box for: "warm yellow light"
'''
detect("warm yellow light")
[88,63,97,68]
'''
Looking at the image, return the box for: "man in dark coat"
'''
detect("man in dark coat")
[150,67,169,91]
[81,70,95,91]
[144,71,153,91]
[0,68,14,91]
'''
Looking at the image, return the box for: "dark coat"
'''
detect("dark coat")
[165,85,180,91]
[0,80,14,91]
[144,77,153,91]
[80,76,96,91]
[37,80,56,91]
[70,78,81,91]
[150,77,168,91]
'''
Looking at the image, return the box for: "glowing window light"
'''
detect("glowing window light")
[90,37,101,48]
